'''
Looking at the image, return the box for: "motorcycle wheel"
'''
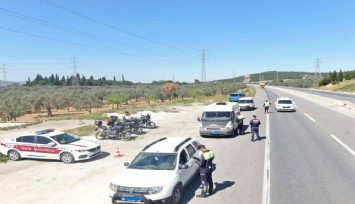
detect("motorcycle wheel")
[121,132,131,141]
[147,122,156,129]
[137,127,143,135]
[95,131,105,140]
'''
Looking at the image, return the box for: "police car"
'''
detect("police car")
[0,129,101,164]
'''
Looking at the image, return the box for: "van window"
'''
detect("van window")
[239,99,253,103]
[202,111,231,120]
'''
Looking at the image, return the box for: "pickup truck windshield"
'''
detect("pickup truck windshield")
[202,111,231,120]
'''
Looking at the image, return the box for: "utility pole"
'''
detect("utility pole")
[71,57,77,86]
[276,71,278,84]
[172,73,175,82]
[313,58,321,87]
[201,49,206,82]
[1,64,7,86]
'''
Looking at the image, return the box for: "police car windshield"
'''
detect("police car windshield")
[50,133,81,144]
[202,112,231,120]
[128,152,177,170]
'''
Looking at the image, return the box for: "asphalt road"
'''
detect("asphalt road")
[282,87,355,103]
[265,87,355,204]
[1,87,354,204]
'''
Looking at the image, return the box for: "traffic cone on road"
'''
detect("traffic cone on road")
[114,148,124,158]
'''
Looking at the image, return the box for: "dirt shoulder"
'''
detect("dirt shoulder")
[0,104,206,204]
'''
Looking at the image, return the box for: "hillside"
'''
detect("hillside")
[319,79,355,93]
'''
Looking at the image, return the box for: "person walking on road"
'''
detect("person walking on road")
[263,99,271,114]
[249,115,261,141]
[236,112,245,135]
[194,144,215,198]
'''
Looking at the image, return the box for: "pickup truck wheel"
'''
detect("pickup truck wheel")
[170,184,182,204]
[8,150,21,161]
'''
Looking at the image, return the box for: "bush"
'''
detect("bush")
[0,153,8,163]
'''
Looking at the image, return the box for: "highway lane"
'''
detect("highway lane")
[185,87,268,204]
[279,86,355,103]
[265,88,355,204]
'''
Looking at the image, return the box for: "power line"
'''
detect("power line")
[72,57,78,86]
[0,7,150,52]
[201,49,206,82]
[81,0,196,53]
[313,58,322,87]
[1,64,7,86]
[42,0,181,51]
[0,26,147,57]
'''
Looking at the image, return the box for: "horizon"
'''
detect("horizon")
[1,0,355,83]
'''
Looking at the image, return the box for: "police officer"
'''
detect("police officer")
[236,112,245,135]
[249,115,261,141]
[195,144,215,198]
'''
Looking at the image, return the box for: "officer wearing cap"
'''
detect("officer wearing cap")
[249,115,261,141]
[195,144,215,197]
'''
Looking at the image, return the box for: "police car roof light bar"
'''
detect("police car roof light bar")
[35,129,55,135]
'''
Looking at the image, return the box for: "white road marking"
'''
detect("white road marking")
[304,113,316,122]
[262,113,271,204]
[330,134,355,157]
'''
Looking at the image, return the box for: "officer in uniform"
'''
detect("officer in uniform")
[249,115,261,141]
[195,144,215,198]
[236,112,245,135]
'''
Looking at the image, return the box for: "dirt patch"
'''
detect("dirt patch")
[16,100,165,122]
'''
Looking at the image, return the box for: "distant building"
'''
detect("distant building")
[243,75,251,83]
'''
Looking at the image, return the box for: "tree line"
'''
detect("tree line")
[26,73,134,86]
[0,82,246,121]
[318,69,355,86]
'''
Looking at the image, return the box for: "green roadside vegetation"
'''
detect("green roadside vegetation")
[0,153,8,163]
[65,125,97,137]
[60,86,256,136]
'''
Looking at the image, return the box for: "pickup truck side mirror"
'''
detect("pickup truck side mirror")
[197,117,201,122]
[124,162,130,167]
[179,164,188,169]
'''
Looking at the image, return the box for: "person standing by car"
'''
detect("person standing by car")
[263,99,271,114]
[236,112,245,135]
[249,115,261,141]
[194,144,215,198]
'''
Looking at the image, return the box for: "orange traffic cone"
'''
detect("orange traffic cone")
[114,148,124,158]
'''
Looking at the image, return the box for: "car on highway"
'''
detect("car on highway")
[238,97,255,111]
[275,97,296,112]
[109,137,201,204]
[0,129,101,164]
[228,92,245,102]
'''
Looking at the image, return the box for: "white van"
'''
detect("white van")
[238,97,255,111]
[198,102,240,137]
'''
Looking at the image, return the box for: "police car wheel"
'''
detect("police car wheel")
[61,152,75,164]
[170,184,182,204]
[8,150,21,161]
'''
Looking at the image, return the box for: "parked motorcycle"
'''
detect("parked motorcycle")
[94,120,131,141]
[140,113,156,129]
[124,117,143,135]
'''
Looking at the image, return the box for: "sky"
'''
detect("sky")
[1,0,355,83]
